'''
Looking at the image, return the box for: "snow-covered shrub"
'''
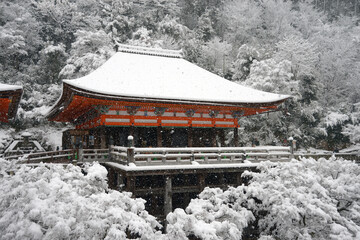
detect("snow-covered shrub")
[0,161,162,240]
[166,187,254,240]
[244,58,295,95]
[167,158,360,239]
[245,158,360,239]
[0,129,14,150]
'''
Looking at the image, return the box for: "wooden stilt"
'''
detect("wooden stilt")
[100,126,106,149]
[199,173,206,191]
[188,127,193,147]
[157,126,162,147]
[126,176,136,194]
[129,125,134,137]
[164,176,172,216]
[236,172,242,186]
[234,127,239,147]
[219,129,226,147]
[212,127,217,147]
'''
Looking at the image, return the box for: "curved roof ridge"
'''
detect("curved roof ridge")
[117,44,182,58]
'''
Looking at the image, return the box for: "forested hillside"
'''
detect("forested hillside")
[1,0,359,150]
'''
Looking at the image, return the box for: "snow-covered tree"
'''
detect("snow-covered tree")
[275,35,318,79]
[36,44,67,84]
[167,158,360,239]
[244,158,360,239]
[322,111,351,150]
[198,37,232,76]
[166,187,254,240]
[0,161,162,239]
[232,44,263,81]
[343,103,360,144]
[244,58,295,94]
[60,30,114,79]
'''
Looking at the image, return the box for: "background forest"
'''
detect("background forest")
[1,0,359,151]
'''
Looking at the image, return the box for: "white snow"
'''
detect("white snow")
[63,46,290,104]
[325,112,349,127]
[105,161,259,172]
[0,129,13,150]
[339,144,360,154]
[0,161,162,239]
[0,83,22,91]
[21,132,32,137]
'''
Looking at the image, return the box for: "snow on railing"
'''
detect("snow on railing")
[18,149,76,164]
[7,146,359,166]
[81,149,110,162]
[294,152,360,162]
[110,146,292,166]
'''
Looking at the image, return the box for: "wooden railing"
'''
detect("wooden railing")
[19,150,76,164]
[16,149,110,164]
[5,146,358,166]
[110,146,292,166]
[81,149,110,162]
[294,153,360,163]
[110,146,128,163]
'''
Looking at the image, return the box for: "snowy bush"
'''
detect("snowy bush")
[0,161,162,240]
[245,158,360,239]
[167,158,360,239]
[166,187,254,240]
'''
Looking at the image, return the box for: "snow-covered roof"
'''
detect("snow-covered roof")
[0,83,22,91]
[64,45,290,104]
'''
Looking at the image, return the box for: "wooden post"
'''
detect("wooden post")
[164,176,172,217]
[78,148,83,162]
[199,173,206,191]
[188,126,193,147]
[117,173,124,190]
[288,137,296,159]
[127,147,135,165]
[100,126,106,149]
[127,136,135,165]
[219,129,225,147]
[129,125,134,139]
[236,172,242,186]
[157,126,162,147]
[212,127,217,147]
[233,127,239,147]
[126,176,136,194]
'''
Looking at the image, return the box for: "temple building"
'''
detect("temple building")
[47,45,290,149]
[0,83,23,123]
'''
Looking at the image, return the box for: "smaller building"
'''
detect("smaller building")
[0,83,23,122]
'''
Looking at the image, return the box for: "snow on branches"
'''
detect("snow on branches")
[244,158,360,239]
[166,158,360,239]
[275,35,318,79]
[1,158,359,240]
[166,187,254,240]
[0,161,162,240]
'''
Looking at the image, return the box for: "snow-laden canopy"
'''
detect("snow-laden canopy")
[64,45,290,104]
[0,83,22,91]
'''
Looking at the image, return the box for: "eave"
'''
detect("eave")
[47,83,289,126]
[0,88,23,122]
